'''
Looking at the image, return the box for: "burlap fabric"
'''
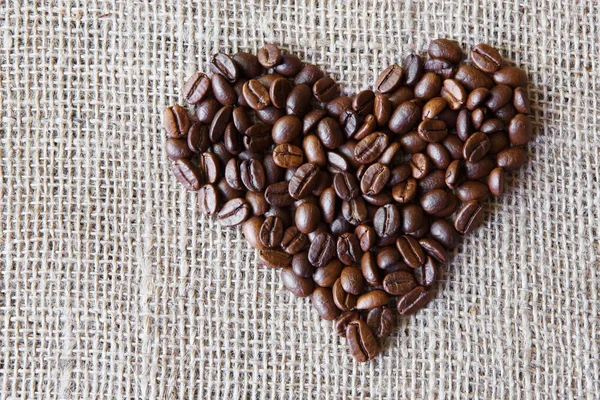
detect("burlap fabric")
[1,1,599,398]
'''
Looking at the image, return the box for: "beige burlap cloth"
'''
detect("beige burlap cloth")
[1,1,599,398]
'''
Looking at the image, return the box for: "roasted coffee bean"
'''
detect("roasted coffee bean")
[403,54,424,86]
[267,77,291,109]
[333,172,360,201]
[488,167,504,196]
[295,202,321,234]
[272,115,302,144]
[454,200,484,234]
[244,124,273,152]
[485,84,513,112]
[286,84,312,117]
[216,177,244,202]
[340,266,366,295]
[360,163,390,195]
[263,154,284,185]
[375,64,403,93]
[513,87,531,114]
[382,270,416,296]
[422,97,448,120]
[432,191,458,218]
[456,180,490,202]
[429,218,460,249]
[463,131,491,162]
[465,156,496,180]
[418,119,448,143]
[165,138,193,160]
[273,53,302,76]
[442,134,466,160]
[373,94,393,127]
[332,278,357,311]
[211,74,237,106]
[289,163,320,199]
[388,101,421,134]
[428,38,463,64]
[400,131,428,154]
[211,52,239,82]
[354,132,388,164]
[313,76,338,102]
[373,204,401,241]
[292,252,314,278]
[259,215,284,248]
[232,78,249,107]
[480,118,505,134]
[336,311,361,338]
[242,216,266,250]
[246,191,269,216]
[197,184,220,215]
[400,203,425,234]
[424,58,456,79]
[239,158,265,192]
[435,108,459,130]
[361,251,382,286]
[508,114,532,145]
[243,79,271,110]
[272,143,303,169]
[355,225,377,253]
[471,107,487,130]
[426,143,452,170]
[326,152,350,175]
[356,290,389,310]
[281,267,314,297]
[497,147,527,171]
[420,189,452,215]
[295,64,325,86]
[183,72,211,105]
[326,96,352,118]
[339,109,362,138]
[493,66,528,88]
[312,286,341,320]
[342,197,368,225]
[233,52,264,79]
[466,87,490,111]
[396,235,426,268]
[313,259,344,287]
[352,90,375,116]
[414,256,438,287]
[470,43,502,73]
[259,248,292,269]
[303,134,327,167]
[308,232,336,268]
[494,103,518,123]
[409,153,431,180]
[255,105,286,125]
[220,123,242,155]
[346,320,378,362]
[281,226,309,255]
[419,238,448,263]
[377,142,402,165]
[172,158,202,191]
[367,306,394,339]
[317,117,344,149]
[362,192,392,207]
[217,197,250,226]
[303,109,328,135]
[330,214,355,237]
[315,187,335,224]
[441,79,467,110]
[387,164,412,187]
[195,98,221,124]
[391,178,418,204]
[389,86,415,107]
[455,65,493,91]
[264,181,293,207]
[376,246,402,270]
[337,233,363,265]
[164,105,190,139]
[397,286,431,316]
[257,44,281,68]
[210,105,233,143]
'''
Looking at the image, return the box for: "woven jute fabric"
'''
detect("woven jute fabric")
[1,1,599,398]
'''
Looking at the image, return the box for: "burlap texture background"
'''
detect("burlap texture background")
[1,1,599,398]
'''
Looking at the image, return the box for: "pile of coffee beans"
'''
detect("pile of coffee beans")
[163,40,531,362]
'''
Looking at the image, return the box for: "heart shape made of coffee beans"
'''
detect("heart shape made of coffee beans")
[163,39,532,362]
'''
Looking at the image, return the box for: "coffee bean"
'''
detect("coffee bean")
[340,266,366,295]
[337,232,363,265]
[429,218,460,249]
[263,181,292,207]
[442,134,466,160]
[295,202,321,234]
[456,180,490,202]
[308,232,336,268]
[400,131,428,153]
[480,118,505,134]
[209,105,233,143]
[422,97,448,120]
[172,158,202,191]
[281,226,309,255]
[294,64,324,87]
[325,96,352,118]
[391,177,418,204]
[286,84,312,117]
[183,72,211,105]
[195,98,221,124]
[165,138,193,160]
[415,73,442,102]
[272,143,303,169]
[216,177,244,202]
[498,145,528,171]
[420,189,452,215]
[354,132,389,164]
[373,94,392,127]
[211,74,237,106]
[383,270,416,296]
[352,90,375,116]
[418,119,448,143]
[455,65,493,91]
[263,154,284,185]
[281,266,314,297]
[375,64,403,93]
[361,251,382,286]
[377,141,402,165]
[164,105,190,139]
[463,131,491,162]
[488,167,504,196]
[258,215,284,248]
[197,184,220,215]
[257,44,281,68]
[346,319,378,362]
[303,109,328,135]
[397,286,431,316]
[371,205,400,244]
[232,79,249,107]
[508,114,532,146]
[485,84,513,112]
[435,108,459,130]
[242,216,266,250]
[288,163,320,200]
[366,306,393,339]
[466,87,490,111]
[409,153,431,180]
[332,278,357,311]
[313,259,344,287]
[418,238,448,263]
[342,197,368,225]
[246,191,269,216]
[493,66,527,88]
[313,76,338,102]
[239,158,266,192]
[377,247,407,271]
[330,214,355,237]
[396,235,426,268]
[313,286,343,321]
[255,105,286,125]
[211,52,239,82]
[426,143,452,170]
[428,38,463,64]
[356,290,389,310]
[414,256,438,287]
[400,203,425,234]
[513,87,531,114]
[292,252,314,278]
[266,77,291,109]
[244,123,273,152]
[317,117,344,149]
[216,197,250,227]
[454,200,484,234]
[360,163,390,196]
[402,54,424,86]
[224,123,243,155]
[270,115,301,144]
[233,52,264,79]
[327,152,350,175]
[471,107,487,130]
[333,172,359,201]
[465,156,496,180]
[336,311,361,338]
[389,100,422,134]
[259,248,292,269]
[424,58,456,79]
[470,43,502,73]
[301,134,326,168]
[494,103,518,124]
[387,165,412,187]
[355,225,376,253]
[339,109,362,139]
[243,79,271,110]
[441,79,466,110]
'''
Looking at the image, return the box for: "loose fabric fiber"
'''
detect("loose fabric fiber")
[1,1,599,399]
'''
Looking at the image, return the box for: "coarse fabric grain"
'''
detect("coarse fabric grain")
[1,1,599,399]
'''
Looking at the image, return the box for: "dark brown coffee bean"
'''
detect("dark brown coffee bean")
[442,135,465,160]
[331,215,355,238]
[286,84,312,117]
[294,64,324,86]
[414,256,438,287]
[339,109,362,139]
[485,84,513,112]
[195,98,220,125]
[183,72,211,105]
[456,180,490,202]
[210,52,239,82]
[281,267,314,297]
[292,252,314,278]
[272,53,301,76]
[454,200,484,234]
[366,307,393,339]
[346,319,378,362]
[325,96,352,118]
[424,58,456,79]
[165,138,193,160]
[216,177,244,202]
[272,143,303,169]
[245,191,269,216]
[513,87,531,114]
[495,102,518,124]
[375,246,402,270]
[255,105,285,125]
[419,238,448,263]
[463,131,491,162]
[361,251,382,286]
[508,114,532,146]
[387,165,411,187]
[211,74,237,106]
[362,192,392,207]
[382,270,416,296]
[403,54,423,86]
[397,286,431,316]
[441,79,467,110]
[302,109,328,135]
[373,94,392,127]
[466,87,490,111]
[373,204,401,242]
[391,178,418,204]
[232,78,249,107]
[353,114,377,140]
[342,197,368,225]
[488,167,504,196]
[429,218,459,249]
[418,119,448,143]
[289,163,319,200]
[242,216,266,250]
[340,266,366,295]
[375,64,403,93]
[414,72,442,101]
[271,115,301,144]
[396,235,426,268]
[388,100,421,134]
[239,158,265,192]
[336,311,361,338]
[332,278,357,311]
[471,107,487,130]
[313,76,338,102]
[351,90,375,116]
[311,287,341,320]
[242,79,270,110]
[333,172,359,201]
[400,204,425,234]
[197,153,219,184]
[258,215,284,248]
[222,122,243,155]
[171,159,202,190]
[209,105,233,143]
[356,290,389,310]
[308,232,336,268]
[360,163,390,196]
[217,197,250,227]
[377,141,402,165]
[315,186,335,224]
[259,248,292,269]
[197,184,220,216]
[422,97,447,120]
[317,117,344,149]
[264,181,293,207]
[465,156,495,180]
[265,78,290,110]
[355,225,376,253]
[470,43,503,73]
[419,189,451,215]
[480,118,505,134]
[497,147,527,171]
[426,143,452,170]
[281,226,308,255]
[295,202,321,234]
[164,105,190,139]
[428,38,463,64]
[263,154,284,185]
[455,65,493,91]
[337,233,363,266]
[399,130,427,154]
[409,153,431,180]
[243,123,273,152]
[302,134,327,167]
[233,52,263,79]
[313,259,344,287]
[257,44,281,68]
[493,66,528,88]
[326,151,350,175]
[354,132,388,164]
[229,107,249,134]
